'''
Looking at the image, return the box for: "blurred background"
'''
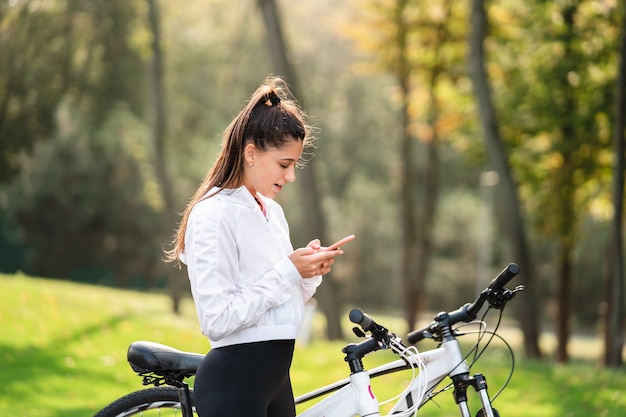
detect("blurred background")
[0,0,624,366]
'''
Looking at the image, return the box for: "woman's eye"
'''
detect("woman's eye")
[280,164,289,169]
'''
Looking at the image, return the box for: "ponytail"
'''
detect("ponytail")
[164,75,313,265]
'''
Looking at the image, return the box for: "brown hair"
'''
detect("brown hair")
[165,76,313,265]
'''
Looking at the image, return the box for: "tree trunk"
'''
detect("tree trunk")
[603,1,626,368]
[413,111,439,326]
[554,144,576,364]
[412,0,450,327]
[256,0,343,339]
[385,0,423,331]
[552,3,579,364]
[468,0,541,358]
[555,237,573,362]
[146,0,185,314]
[406,7,446,331]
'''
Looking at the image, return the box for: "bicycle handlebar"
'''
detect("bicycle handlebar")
[349,308,393,348]
[407,263,520,344]
[488,263,519,291]
[345,263,521,355]
[349,309,375,331]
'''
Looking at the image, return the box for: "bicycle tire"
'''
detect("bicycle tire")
[476,408,500,417]
[93,387,197,417]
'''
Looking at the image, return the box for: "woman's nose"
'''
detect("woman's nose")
[285,166,296,182]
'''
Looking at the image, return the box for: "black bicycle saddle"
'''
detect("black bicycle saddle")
[127,341,204,375]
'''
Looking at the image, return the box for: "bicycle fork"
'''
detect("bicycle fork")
[451,373,499,417]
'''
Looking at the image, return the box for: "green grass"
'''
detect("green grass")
[1,273,624,416]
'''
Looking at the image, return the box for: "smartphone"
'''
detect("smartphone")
[324,234,355,251]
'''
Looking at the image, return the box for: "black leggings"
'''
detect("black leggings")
[193,339,296,417]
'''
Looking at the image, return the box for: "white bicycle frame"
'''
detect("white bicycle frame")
[295,337,496,417]
[110,264,520,417]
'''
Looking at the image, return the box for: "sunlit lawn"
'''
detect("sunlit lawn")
[0,273,624,416]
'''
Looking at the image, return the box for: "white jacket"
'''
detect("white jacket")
[181,186,322,348]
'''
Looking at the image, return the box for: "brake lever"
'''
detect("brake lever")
[352,324,392,349]
[486,285,525,309]
[503,285,525,302]
[352,327,366,338]
[372,326,391,349]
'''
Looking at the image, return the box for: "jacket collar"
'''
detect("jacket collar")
[213,186,269,212]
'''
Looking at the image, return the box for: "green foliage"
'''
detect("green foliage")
[1,273,624,417]
[485,0,620,331]
[0,1,146,183]
[492,0,617,234]
[2,103,164,285]
[0,0,622,354]
[161,0,273,193]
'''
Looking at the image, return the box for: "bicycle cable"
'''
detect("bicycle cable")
[460,330,516,399]
[379,338,427,417]
[450,308,515,402]
[461,306,517,400]
[421,307,491,403]
[420,306,516,406]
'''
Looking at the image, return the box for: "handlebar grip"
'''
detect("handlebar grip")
[349,309,374,331]
[488,263,519,290]
[407,325,432,344]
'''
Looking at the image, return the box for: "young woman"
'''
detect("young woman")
[166,76,345,417]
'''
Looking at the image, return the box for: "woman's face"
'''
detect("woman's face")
[243,138,304,199]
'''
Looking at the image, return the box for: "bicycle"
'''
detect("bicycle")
[94,263,523,417]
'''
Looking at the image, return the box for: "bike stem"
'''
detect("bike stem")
[342,337,381,373]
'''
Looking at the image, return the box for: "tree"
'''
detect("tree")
[468,0,542,358]
[0,1,162,284]
[391,0,424,332]
[0,1,145,183]
[548,1,580,363]
[341,0,423,329]
[491,0,618,361]
[146,0,188,314]
[604,0,626,368]
[407,0,466,331]
[348,0,471,330]
[5,105,164,284]
[256,0,344,339]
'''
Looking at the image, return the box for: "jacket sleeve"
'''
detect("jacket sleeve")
[270,201,322,304]
[300,276,322,303]
[185,206,302,342]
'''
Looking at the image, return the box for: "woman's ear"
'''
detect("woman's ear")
[244,143,256,166]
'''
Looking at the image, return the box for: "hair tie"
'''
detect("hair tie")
[269,96,281,106]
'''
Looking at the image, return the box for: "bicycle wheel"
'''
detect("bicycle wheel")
[476,408,500,417]
[94,387,197,417]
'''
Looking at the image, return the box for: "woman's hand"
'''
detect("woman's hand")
[288,239,343,278]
